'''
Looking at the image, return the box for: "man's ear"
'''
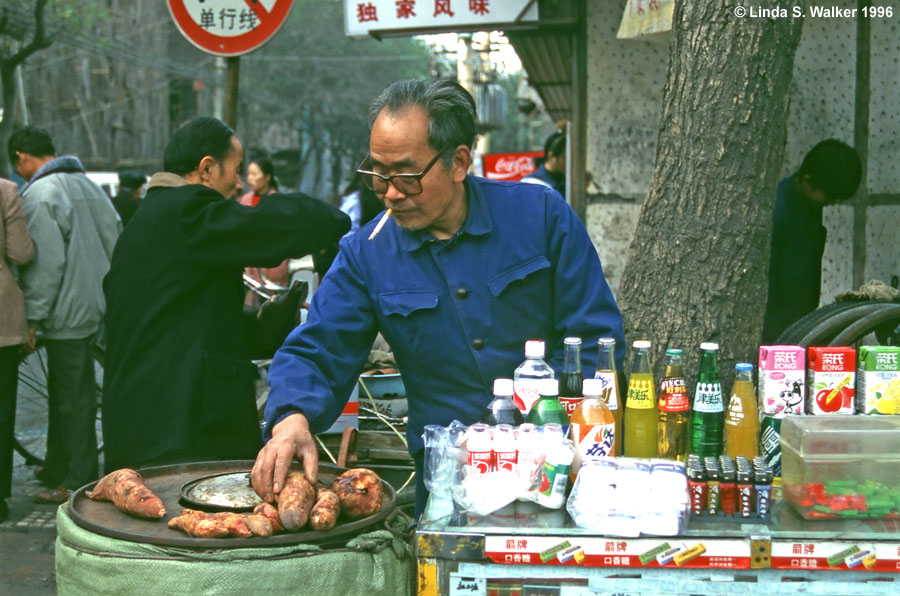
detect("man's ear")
[197,155,217,182]
[451,145,471,183]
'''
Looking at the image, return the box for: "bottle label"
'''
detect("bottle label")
[594,372,619,410]
[559,396,583,417]
[467,450,493,474]
[694,382,723,413]
[514,379,543,415]
[495,450,517,472]
[659,378,689,412]
[626,379,654,409]
[570,422,615,474]
[725,394,745,425]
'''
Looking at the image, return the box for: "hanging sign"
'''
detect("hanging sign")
[344,0,538,38]
[167,0,295,57]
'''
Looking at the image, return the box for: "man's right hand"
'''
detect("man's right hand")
[250,412,318,503]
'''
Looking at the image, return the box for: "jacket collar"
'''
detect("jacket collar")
[26,156,85,189]
[397,176,493,252]
[146,172,191,190]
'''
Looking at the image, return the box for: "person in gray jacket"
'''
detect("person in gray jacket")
[8,126,121,503]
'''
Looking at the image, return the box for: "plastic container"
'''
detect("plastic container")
[780,415,900,520]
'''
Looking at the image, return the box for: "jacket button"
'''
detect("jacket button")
[472,338,484,350]
[456,288,469,299]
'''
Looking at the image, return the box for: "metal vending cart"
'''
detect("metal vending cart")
[415,498,900,595]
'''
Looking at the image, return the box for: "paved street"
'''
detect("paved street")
[1,452,63,595]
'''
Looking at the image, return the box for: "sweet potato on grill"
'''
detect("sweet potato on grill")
[277,471,315,531]
[167,509,256,538]
[87,468,166,519]
[242,514,274,537]
[309,487,341,531]
[252,502,284,533]
[332,468,383,520]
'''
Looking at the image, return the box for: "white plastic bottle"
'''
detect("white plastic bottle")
[514,340,555,416]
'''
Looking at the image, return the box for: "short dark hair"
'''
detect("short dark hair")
[8,126,56,166]
[163,116,235,176]
[367,79,477,167]
[798,139,862,201]
[544,131,566,158]
[248,157,278,191]
[118,170,146,190]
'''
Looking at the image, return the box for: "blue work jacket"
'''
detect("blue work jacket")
[264,175,625,457]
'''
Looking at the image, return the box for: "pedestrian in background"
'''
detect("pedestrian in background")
[521,128,567,197]
[112,170,146,226]
[8,126,121,504]
[240,157,289,303]
[0,177,34,522]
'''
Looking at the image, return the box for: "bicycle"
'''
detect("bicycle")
[13,340,105,467]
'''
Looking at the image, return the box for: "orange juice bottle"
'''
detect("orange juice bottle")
[724,363,759,459]
[624,340,658,458]
[594,337,623,454]
[569,378,617,480]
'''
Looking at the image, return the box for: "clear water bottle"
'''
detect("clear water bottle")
[513,340,555,416]
[482,378,525,426]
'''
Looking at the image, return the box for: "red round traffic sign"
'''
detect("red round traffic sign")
[167,0,294,57]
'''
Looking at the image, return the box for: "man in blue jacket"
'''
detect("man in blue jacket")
[761,139,862,343]
[251,80,624,516]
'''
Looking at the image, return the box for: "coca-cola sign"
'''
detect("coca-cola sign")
[483,151,543,182]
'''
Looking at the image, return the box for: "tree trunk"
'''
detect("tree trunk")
[618,1,804,389]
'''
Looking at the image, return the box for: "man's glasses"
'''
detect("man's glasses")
[356,147,448,196]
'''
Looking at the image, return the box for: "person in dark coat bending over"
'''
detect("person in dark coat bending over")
[761,139,862,344]
[101,116,350,472]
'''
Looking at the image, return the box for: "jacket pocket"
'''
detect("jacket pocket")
[488,256,551,297]
[198,352,259,433]
[378,291,439,317]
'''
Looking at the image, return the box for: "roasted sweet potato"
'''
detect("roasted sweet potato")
[252,502,284,533]
[309,487,341,531]
[242,514,274,537]
[88,468,166,519]
[277,471,315,530]
[168,509,255,538]
[332,468,383,520]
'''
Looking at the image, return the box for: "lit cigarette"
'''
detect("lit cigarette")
[368,209,392,240]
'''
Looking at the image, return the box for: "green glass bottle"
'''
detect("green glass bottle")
[690,342,725,458]
[526,379,570,432]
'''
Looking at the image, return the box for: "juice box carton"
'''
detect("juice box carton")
[857,346,900,415]
[807,347,856,415]
[759,345,806,417]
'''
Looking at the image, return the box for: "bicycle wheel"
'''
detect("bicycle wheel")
[13,344,105,467]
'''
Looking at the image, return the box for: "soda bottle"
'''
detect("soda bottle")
[526,379,569,432]
[558,337,584,418]
[594,337,623,455]
[513,340,555,416]
[482,378,525,426]
[657,348,690,461]
[624,340,658,458]
[690,342,725,458]
[569,378,616,480]
[725,363,760,459]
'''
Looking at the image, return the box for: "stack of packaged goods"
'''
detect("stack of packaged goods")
[686,455,773,520]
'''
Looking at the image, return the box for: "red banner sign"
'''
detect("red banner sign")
[483,151,543,182]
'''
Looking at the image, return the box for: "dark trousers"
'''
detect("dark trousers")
[44,338,98,489]
[0,345,18,500]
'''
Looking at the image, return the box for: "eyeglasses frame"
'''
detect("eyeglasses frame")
[355,146,451,196]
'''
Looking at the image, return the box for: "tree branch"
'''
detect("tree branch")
[5,0,52,69]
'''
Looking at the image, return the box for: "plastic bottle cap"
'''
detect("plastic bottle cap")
[524,340,546,358]
[493,378,514,396]
[700,342,719,351]
[564,337,581,346]
[538,378,559,396]
[735,363,754,371]
[632,340,651,349]
[582,378,604,395]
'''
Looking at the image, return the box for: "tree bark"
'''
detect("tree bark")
[618,1,804,388]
